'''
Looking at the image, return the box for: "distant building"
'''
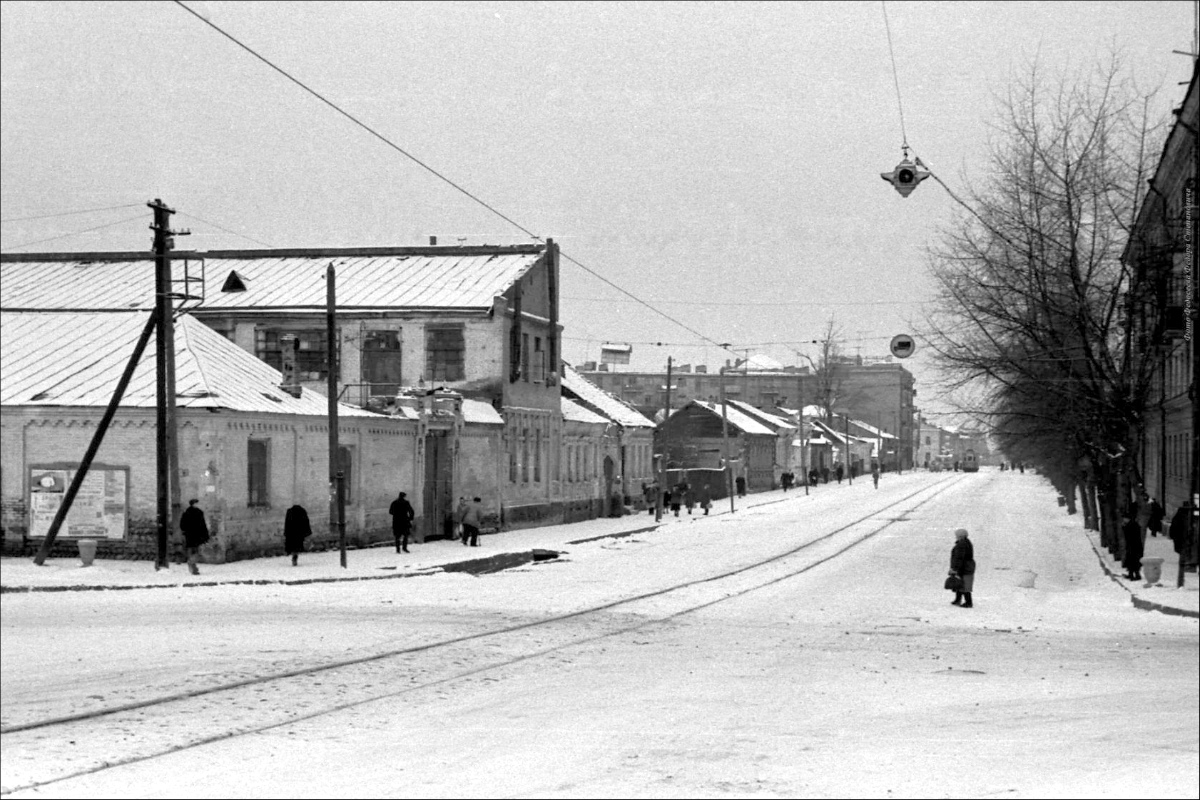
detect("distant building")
[578,357,916,468]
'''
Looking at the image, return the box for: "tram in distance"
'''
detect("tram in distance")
[961,448,979,472]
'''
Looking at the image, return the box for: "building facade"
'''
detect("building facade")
[1126,62,1197,520]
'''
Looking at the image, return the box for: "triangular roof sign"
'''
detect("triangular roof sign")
[221,270,249,293]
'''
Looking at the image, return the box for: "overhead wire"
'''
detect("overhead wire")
[1,213,149,252]
[0,202,144,224]
[881,0,909,152]
[175,210,276,248]
[172,0,738,357]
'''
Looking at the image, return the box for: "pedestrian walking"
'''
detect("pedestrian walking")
[670,483,684,517]
[455,496,469,542]
[949,527,975,607]
[283,504,312,566]
[1147,496,1165,538]
[699,485,712,515]
[179,498,210,575]
[643,482,658,516]
[735,475,747,497]
[1168,500,1195,566]
[871,461,880,489]
[462,497,482,547]
[1121,510,1144,580]
[809,468,819,488]
[1135,491,1153,544]
[835,463,844,484]
[683,481,694,514]
[389,491,415,553]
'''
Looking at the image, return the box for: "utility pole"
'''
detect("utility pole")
[844,412,853,485]
[720,367,735,512]
[327,263,347,568]
[664,356,673,474]
[150,199,187,571]
[798,366,808,496]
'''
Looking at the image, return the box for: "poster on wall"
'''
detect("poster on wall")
[29,466,128,540]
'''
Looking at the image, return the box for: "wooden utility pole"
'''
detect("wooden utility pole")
[798,368,808,496]
[327,263,347,568]
[150,199,186,570]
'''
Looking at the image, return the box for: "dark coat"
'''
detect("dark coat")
[1147,500,1165,533]
[1169,503,1194,554]
[950,536,975,593]
[284,505,312,554]
[1122,519,1144,571]
[180,505,210,548]
[950,537,975,575]
[389,497,415,533]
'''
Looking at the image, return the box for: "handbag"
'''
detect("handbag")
[944,573,963,592]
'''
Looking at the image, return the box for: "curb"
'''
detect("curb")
[1081,527,1198,620]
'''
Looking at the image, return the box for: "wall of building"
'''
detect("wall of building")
[1,406,418,562]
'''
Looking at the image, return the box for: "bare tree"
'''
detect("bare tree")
[799,317,849,423]
[922,55,1165,552]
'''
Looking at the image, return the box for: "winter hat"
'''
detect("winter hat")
[954,528,969,539]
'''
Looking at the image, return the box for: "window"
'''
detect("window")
[534,429,542,482]
[426,325,465,382]
[532,336,545,382]
[248,439,270,507]
[521,428,530,483]
[362,330,402,395]
[509,429,519,483]
[256,329,331,380]
[337,445,354,504]
[522,333,531,382]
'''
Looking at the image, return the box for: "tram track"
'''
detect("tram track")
[0,474,965,795]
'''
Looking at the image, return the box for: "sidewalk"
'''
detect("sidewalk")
[0,490,789,594]
[1080,523,1200,618]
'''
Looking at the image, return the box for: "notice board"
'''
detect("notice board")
[29,465,129,540]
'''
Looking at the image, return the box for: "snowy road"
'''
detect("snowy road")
[2,471,1197,798]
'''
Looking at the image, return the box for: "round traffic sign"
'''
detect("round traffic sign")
[890,334,916,359]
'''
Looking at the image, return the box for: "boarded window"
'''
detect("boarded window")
[426,325,464,382]
[248,439,269,507]
[362,330,402,395]
[256,329,332,380]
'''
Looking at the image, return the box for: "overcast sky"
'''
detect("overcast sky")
[2,1,1195,417]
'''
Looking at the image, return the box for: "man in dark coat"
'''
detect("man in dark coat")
[389,491,415,553]
[461,497,482,547]
[1146,497,1165,538]
[1122,511,1144,580]
[1169,501,1195,566]
[283,504,312,566]
[949,527,975,607]
[179,499,210,575]
[835,463,844,484]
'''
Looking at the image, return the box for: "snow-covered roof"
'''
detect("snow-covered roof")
[0,245,545,313]
[0,311,381,417]
[560,363,655,428]
[561,396,608,425]
[727,400,797,432]
[689,401,777,436]
[462,398,504,425]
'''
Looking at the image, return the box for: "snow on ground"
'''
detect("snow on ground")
[2,469,1197,799]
